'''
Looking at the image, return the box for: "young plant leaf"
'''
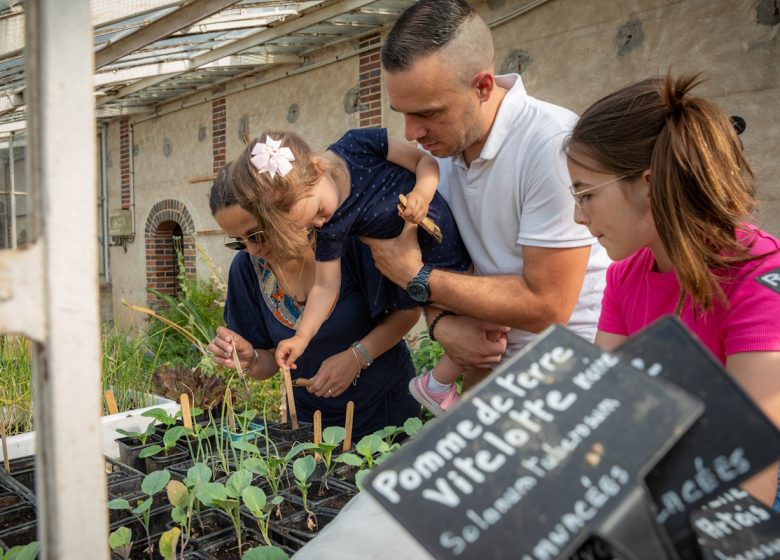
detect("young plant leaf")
[142,470,171,495]
[158,527,181,560]
[4,542,41,560]
[322,426,346,445]
[241,546,290,560]
[334,453,362,467]
[242,485,267,516]
[166,480,188,508]
[186,462,212,485]
[138,444,163,459]
[196,482,227,507]
[108,498,131,510]
[403,417,423,437]
[226,469,253,498]
[132,497,153,516]
[109,527,133,558]
[293,455,316,483]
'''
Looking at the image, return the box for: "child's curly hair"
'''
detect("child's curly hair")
[231,131,320,261]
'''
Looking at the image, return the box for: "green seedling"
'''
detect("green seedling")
[109,470,171,560]
[244,441,316,498]
[108,527,133,560]
[242,546,290,560]
[338,433,392,490]
[0,541,40,560]
[116,420,156,446]
[139,424,187,460]
[197,469,253,552]
[242,486,284,546]
[292,455,317,529]
[314,426,346,491]
[166,461,212,559]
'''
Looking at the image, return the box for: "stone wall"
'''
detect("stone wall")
[104,0,779,326]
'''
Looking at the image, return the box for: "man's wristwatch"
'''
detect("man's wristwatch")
[406,264,432,302]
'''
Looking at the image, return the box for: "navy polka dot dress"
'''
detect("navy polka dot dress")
[318,128,471,309]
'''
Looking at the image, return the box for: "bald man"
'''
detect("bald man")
[363,0,610,390]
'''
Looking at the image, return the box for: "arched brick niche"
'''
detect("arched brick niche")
[145,199,195,305]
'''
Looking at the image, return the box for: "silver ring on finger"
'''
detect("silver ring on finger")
[328,388,333,396]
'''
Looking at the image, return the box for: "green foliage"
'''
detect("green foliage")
[407,332,444,374]
[0,541,40,560]
[109,470,171,558]
[242,546,290,560]
[108,527,133,560]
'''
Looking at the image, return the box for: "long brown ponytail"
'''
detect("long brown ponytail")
[567,73,756,312]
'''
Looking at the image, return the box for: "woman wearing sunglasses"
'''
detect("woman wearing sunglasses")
[565,73,780,506]
[206,163,421,437]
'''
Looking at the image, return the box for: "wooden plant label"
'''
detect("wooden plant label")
[365,326,702,559]
[314,411,322,462]
[104,389,119,415]
[616,317,780,558]
[344,401,355,452]
[282,367,298,429]
[180,394,193,430]
[0,421,8,473]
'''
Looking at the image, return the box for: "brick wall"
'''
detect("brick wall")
[212,95,226,174]
[144,199,195,305]
[358,33,382,128]
[120,118,130,209]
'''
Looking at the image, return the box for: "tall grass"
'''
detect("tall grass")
[0,335,33,435]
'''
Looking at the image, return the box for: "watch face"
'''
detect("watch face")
[408,282,428,302]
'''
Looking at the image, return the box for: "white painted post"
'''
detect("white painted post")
[24,0,108,558]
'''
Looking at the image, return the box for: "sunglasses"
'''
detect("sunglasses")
[224,229,266,251]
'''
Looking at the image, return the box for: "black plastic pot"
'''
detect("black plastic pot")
[116,433,163,473]
[167,508,235,547]
[0,474,34,507]
[0,504,36,533]
[197,526,280,560]
[265,421,313,443]
[109,504,173,545]
[143,444,189,474]
[271,509,337,550]
[0,521,36,549]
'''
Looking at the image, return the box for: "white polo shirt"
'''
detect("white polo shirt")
[437,73,610,355]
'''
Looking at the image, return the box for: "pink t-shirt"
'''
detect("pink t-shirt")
[598,225,780,364]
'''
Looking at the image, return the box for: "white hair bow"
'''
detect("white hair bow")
[250,136,295,178]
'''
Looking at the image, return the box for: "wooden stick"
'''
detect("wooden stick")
[282,367,298,429]
[225,388,236,433]
[292,378,313,387]
[279,381,288,424]
[104,389,119,415]
[343,401,354,452]
[398,194,443,243]
[0,420,8,473]
[180,394,193,430]
[313,411,322,463]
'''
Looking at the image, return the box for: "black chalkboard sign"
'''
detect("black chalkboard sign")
[616,317,780,559]
[690,487,780,559]
[365,326,703,559]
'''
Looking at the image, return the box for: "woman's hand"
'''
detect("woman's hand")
[307,349,361,398]
[208,326,254,369]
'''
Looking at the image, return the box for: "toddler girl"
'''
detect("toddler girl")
[231,128,471,415]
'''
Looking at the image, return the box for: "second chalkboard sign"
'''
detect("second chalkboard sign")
[365,326,703,559]
[616,317,780,559]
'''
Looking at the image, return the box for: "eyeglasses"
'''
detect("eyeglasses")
[224,229,266,251]
[569,175,629,210]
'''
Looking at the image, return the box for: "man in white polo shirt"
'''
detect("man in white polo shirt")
[363,0,609,397]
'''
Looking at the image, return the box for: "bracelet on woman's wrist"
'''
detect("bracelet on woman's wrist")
[428,310,457,342]
[350,340,373,368]
[242,349,259,374]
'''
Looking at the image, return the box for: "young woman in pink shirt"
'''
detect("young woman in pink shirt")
[564,73,780,507]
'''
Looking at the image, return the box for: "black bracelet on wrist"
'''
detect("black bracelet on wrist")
[428,310,457,342]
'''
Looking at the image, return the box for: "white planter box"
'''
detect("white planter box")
[3,393,180,461]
